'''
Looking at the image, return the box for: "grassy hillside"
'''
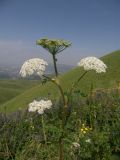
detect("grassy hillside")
[0,50,120,113]
[0,80,39,105]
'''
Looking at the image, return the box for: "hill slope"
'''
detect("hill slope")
[0,50,120,113]
[0,80,39,105]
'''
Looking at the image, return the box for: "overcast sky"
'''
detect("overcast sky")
[0,0,120,66]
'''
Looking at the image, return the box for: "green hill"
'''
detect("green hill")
[0,80,39,105]
[0,50,120,113]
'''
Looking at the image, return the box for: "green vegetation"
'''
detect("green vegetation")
[0,89,119,159]
[0,50,120,113]
[0,49,120,160]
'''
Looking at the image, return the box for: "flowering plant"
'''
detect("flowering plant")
[36,38,71,76]
[78,56,107,73]
[28,99,52,114]
[20,58,48,77]
[20,38,107,160]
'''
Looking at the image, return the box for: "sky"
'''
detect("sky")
[0,0,120,66]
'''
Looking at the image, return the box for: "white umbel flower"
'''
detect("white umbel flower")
[19,58,48,77]
[85,138,91,143]
[28,99,52,114]
[78,57,107,73]
[72,142,80,149]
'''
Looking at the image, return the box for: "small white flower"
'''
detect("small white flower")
[72,142,80,149]
[28,99,52,114]
[28,100,40,112]
[85,138,91,143]
[19,58,48,77]
[78,57,107,73]
[37,108,44,115]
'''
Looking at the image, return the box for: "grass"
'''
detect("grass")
[0,88,120,160]
[112,154,120,160]
[0,50,120,113]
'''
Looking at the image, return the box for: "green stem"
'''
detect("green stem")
[41,115,47,145]
[43,75,66,105]
[43,75,66,160]
[59,135,64,160]
[52,54,58,77]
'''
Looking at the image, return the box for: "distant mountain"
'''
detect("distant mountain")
[0,64,74,79]
[0,66,19,79]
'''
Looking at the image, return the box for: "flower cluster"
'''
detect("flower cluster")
[80,124,92,134]
[78,57,107,73]
[36,38,71,54]
[85,138,91,143]
[19,58,48,77]
[72,142,80,149]
[28,99,52,114]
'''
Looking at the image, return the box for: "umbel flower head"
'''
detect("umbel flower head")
[72,142,80,149]
[36,38,71,55]
[28,99,52,114]
[78,57,107,73]
[19,58,48,77]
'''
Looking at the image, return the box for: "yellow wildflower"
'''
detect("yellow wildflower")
[85,127,88,131]
[83,131,86,134]
[81,128,84,132]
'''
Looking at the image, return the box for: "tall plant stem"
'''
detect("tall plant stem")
[43,75,66,105]
[59,135,64,160]
[43,75,66,160]
[52,80,66,160]
[41,115,47,145]
[51,79,66,160]
[52,54,58,77]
